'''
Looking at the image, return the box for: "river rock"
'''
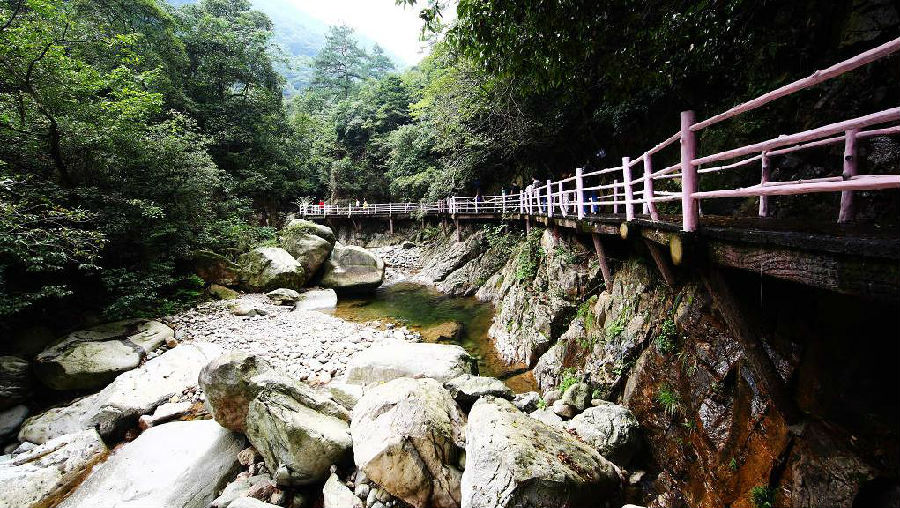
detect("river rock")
[284,218,336,245]
[328,382,363,410]
[34,319,173,391]
[228,498,281,508]
[246,389,351,486]
[321,244,385,292]
[239,247,307,291]
[0,356,31,409]
[200,352,348,433]
[200,352,273,432]
[231,302,268,317]
[323,472,363,508]
[560,382,591,411]
[0,405,29,440]
[463,397,621,508]
[194,250,243,286]
[0,429,108,508]
[266,288,302,305]
[138,401,192,429]
[295,288,338,311]
[280,224,334,277]
[19,342,223,444]
[351,377,466,508]
[209,284,239,300]
[344,341,475,385]
[58,420,243,508]
[563,402,641,466]
[512,391,540,413]
[443,374,513,409]
[425,321,463,342]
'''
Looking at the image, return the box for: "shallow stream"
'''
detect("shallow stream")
[329,282,536,393]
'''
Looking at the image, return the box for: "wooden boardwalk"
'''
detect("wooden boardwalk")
[302,39,900,302]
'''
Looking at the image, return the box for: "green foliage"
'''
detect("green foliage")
[553,244,579,265]
[729,457,740,471]
[655,317,679,355]
[605,303,633,340]
[481,224,517,257]
[575,295,598,348]
[514,229,543,283]
[750,485,775,508]
[656,385,682,417]
[537,397,547,410]
[558,367,579,394]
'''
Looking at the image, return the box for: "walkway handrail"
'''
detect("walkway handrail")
[301,39,900,231]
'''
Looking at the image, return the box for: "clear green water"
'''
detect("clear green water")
[330,282,536,393]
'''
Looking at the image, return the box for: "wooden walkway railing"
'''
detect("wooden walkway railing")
[301,38,900,233]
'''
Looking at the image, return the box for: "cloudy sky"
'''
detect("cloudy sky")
[286,0,439,66]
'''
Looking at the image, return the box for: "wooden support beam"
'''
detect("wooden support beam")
[707,241,900,301]
[759,152,771,217]
[591,233,613,289]
[619,221,633,240]
[455,218,461,242]
[644,239,676,286]
[525,216,531,234]
[701,265,802,425]
[389,216,394,235]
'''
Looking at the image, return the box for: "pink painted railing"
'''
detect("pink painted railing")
[302,38,900,231]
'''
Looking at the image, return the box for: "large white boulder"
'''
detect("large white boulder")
[280,221,334,277]
[58,420,244,508]
[351,378,466,508]
[295,288,338,311]
[462,397,621,508]
[246,389,351,486]
[563,402,641,466]
[0,429,108,508]
[344,341,475,386]
[239,247,307,291]
[19,342,223,444]
[321,243,385,291]
[199,352,348,434]
[34,319,173,391]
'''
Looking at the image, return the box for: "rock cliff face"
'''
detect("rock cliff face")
[413,223,900,508]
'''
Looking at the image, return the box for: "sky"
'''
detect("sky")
[285,0,437,67]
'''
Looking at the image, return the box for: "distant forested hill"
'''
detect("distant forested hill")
[167,0,400,94]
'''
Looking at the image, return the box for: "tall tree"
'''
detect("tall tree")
[365,44,395,79]
[311,24,366,100]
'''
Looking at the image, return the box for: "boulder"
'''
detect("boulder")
[194,250,243,286]
[20,342,223,444]
[551,399,577,419]
[560,382,591,411]
[443,374,513,409]
[34,319,173,391]
[0,429,108,508]
[58,420,244,508]
[228,498,281,508]
[200,352,273,432]
[323,473,363,508]
[239,247,306,291]
[529,408,563,427]
[563,402,641,466]
[328,382,363,410]
[200,353,348,433]
[0,405,28,440]
[321,244,385,292]
[209,284,239,300]
[512,391,540,413]
[231,302,268,317]
[284,218,336,245]
[266,288,302,305]
[344,341,475,385]
[280,229,333,277]
[246,389,351,486]
[0,356,31,410]
[463,397,621,508]
[138,401,192,430]
[424,321,463,342]
[295,289,338,311]
[351,378,466,508]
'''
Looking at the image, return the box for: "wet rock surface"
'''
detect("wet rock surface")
[344,341,475,385]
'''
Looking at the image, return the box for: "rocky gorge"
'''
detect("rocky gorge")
[0,218,897,508]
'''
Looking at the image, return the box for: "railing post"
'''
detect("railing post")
[558,181,565,216]
[759,152,771,217]
[680,110,699,232]
[546,180,553,217]
[838,128,858,223]
[643,155,660,221]
[613,179,620,214]
[622,156,634,220]
[502,190,506,214]
[575,167,585,220]
[474,196,479,214]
